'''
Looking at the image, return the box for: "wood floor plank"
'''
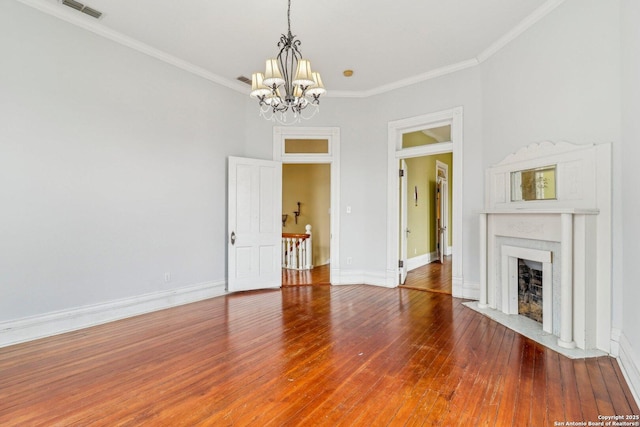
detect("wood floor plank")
[0,285,638,426]
[530,343,550,426]
[382,298,474,424]
[586,357,616,416]
[492,330,527,426]
[574,359,600,420]
[512,339,536,426]
[474,327,517,426]
[559,354,584,421]
[601,357,636,415]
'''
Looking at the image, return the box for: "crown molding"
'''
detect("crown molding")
[14,0,249,94]
[476,0,566,63]
[16,0,566,99]
[329,59,479,99]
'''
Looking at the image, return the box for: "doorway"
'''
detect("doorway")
[281,162,331,286]
[398,151,453,294]
[273,127,341,285]
[386,107,464,296]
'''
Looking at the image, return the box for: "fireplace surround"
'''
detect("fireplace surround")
[476,141,612,354]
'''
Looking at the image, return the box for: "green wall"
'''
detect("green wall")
[402,132,453,258]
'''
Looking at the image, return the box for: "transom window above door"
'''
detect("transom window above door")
[285,139,329,154]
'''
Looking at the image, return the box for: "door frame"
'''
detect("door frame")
[386,107,464,296]
[273,127,340,285]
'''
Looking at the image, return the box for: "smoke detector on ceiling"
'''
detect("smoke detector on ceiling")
[61,0,103,19]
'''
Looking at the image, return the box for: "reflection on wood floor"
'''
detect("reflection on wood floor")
[1,285,637,425]
[282,263,330,286]
[283,261,452,293]
[401,256,452,294]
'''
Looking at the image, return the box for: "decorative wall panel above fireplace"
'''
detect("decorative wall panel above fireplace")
[478,141,612,354]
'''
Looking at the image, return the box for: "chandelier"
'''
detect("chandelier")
[250,0,326,124]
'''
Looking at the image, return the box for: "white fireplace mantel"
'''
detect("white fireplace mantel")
[478,141,612,354]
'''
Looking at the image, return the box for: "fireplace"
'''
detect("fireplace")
[475,141,612,355]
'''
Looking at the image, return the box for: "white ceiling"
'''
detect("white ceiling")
[22,0,560,96]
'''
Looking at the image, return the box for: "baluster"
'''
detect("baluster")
[298,237,304,270]
[291,238,298,270]
[305,224,313,270]
[282,238,286,268]
[287,237,294,269]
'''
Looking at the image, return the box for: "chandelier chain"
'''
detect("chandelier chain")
[287,0,292,36]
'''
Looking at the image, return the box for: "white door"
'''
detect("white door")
[435,161,449,264]
[228,156,282,292]
[399,160,408,284]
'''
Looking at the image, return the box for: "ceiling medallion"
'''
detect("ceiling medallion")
[250,0,326,124]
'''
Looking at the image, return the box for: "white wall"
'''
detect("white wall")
[481,0,621,166]
[621,0,640,403]
[0,2,245,326]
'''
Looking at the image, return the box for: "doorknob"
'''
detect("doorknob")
[230,231,236,245]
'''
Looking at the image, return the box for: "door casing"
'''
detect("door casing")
[386,107,463,296]
[273,127,340,285]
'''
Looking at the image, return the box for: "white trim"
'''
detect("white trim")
[333,270,390,287]
[0,280,227,349]
[332,59,479,98]
[462,281,481,300]
[387,107,464,296]
[476,0,566,63]
[15,0,248,94]
[617,333,640,407]
[610,327,622,357]
[17,0,565,98]
[273,127,340,285]
[407,253,438,271]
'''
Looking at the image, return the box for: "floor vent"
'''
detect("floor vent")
[61,0,103,19]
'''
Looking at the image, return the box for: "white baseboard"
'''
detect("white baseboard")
[0,280,227,349]
[616,332,640,408]
[407,252,438,271]
[610,327,622,357]
[462,280,480,300]
[334,270,391,287]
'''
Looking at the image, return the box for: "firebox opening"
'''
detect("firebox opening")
[518,258,543,323]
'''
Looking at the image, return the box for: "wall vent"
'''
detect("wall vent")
[61,0,103,19]
[236,76,252,86]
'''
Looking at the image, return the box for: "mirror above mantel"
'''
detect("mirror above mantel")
[510,165,557,202]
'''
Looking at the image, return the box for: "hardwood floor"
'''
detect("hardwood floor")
[0,286,637,426]
[282,264,330,286]
[402,257,452,294]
